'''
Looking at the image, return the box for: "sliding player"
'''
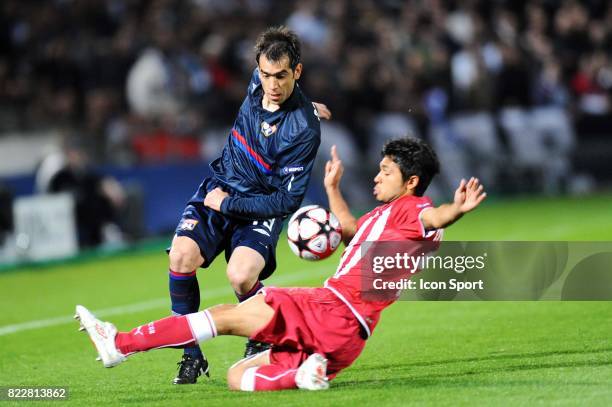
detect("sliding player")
[77,138,486,391]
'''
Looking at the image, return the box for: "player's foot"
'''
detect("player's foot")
[74,305,126,368]
[295,353,329,391]
[243,339,271,358]
[173,354,210,384]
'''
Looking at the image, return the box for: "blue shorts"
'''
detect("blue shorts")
[172,178,284,280]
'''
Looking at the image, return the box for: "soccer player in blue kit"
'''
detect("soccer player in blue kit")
[167,26,329,384]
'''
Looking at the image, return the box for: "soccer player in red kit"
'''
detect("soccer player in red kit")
[76,138,487,391]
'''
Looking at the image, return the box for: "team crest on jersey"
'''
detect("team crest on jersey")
[260,121,277,137]
[179,219,198,231]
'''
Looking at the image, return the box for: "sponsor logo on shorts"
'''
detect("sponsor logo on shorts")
[179,219,198,231]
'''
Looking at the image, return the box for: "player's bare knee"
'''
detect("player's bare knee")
[226,264,258,293]
[228,276,255,294]
[168,250,191,273]
[169,246,202,273]
[226,367,243,391]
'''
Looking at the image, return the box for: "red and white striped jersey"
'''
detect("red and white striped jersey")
[324,194,442,338]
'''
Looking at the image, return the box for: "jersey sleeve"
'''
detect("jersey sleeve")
[220,128,320,219]
[393,197,439,240]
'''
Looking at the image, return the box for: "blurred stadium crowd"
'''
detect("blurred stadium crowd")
[1,0,611,193]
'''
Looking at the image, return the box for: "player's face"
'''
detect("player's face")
[258,54,302,106]
[373,156,412,202]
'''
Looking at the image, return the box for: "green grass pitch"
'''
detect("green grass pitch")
[1,194,611,406]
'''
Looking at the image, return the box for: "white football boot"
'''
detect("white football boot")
[75,305,126,368]
[295,353,329,390]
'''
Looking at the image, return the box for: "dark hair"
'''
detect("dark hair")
[254,26,301,70]
[381,137,440,196]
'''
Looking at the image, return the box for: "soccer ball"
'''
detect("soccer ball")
[287,205,342,260]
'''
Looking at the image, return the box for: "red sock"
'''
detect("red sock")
[248,365,298,391]
[115,315,196,355]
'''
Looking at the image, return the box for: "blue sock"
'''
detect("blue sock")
[169,269,202,358]
[235,281,264,303]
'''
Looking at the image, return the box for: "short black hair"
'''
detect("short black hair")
[254,26,301,70]
[381,137,440,196]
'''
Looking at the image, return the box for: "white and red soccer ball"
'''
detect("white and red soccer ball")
[287,205,342,261]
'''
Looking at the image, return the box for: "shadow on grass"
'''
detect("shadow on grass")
[359,347,612,370]
[334,347,612,389]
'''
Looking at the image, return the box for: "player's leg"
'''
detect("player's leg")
[77,288,338,391]
[230,356,301,391]
[89,294,274,357]
[226,248,268,357]
[168,236,204,321]
[167,200,230,384]
[167,235,207,383]
[226,349,329,391]
[228,218,283,357]
[226,350,271,390]
[208,293,274,336]
[75,295,270,366]
[226,246,264,302]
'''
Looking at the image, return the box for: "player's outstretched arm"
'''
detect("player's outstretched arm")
[421,177,487,230]
[324,145,357,244]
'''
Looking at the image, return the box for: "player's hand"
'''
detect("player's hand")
[204,187,229,212]
[324,145,344,190]
[454,177,487,214]
[313,102,332,120]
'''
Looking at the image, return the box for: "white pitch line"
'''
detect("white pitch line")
[0,264,333,337]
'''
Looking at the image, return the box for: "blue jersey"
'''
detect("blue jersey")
[206,68,321,220]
